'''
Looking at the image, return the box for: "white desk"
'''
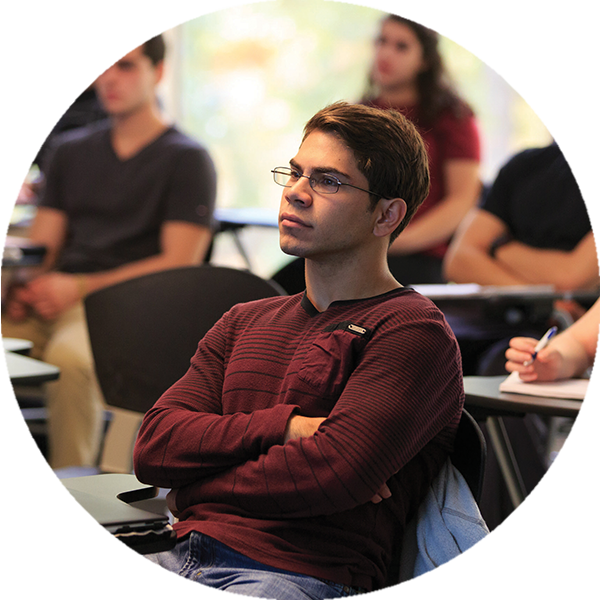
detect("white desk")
[5,350,60,386]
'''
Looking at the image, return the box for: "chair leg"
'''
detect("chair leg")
[506,520,523,581]
[2,550,48,600]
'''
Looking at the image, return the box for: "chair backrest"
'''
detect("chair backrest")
[86,265,284,414]
[84,265,284,472]
[450,409,487,503]
[371,408,486,600]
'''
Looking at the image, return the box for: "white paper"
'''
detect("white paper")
[500,371,600,400]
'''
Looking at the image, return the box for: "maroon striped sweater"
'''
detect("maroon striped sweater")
[133,288,464,591]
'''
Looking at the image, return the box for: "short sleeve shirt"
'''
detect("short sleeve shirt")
[482,143,591,251]
[40,122,217,273]
[366,99,481,258]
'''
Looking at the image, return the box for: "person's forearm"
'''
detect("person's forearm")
[443,245,527,286]
[133,324,298,489]
[80,224,212,295]
[496,241,598,290]
[390,194,477,255]
[535,299,599,379]
[81,253,196,296]
[134,401,296,489]
[551,331,595,379]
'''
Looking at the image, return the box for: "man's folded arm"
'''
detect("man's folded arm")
[133,316,298,489]
[174,318,463,519]
[443,208,526,286]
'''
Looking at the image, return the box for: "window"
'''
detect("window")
[2,0,553,274]
[162,2,551,276]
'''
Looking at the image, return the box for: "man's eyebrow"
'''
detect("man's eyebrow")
[288,158,351,181]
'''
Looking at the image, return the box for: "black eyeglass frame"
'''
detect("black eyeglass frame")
[271,167,388,199]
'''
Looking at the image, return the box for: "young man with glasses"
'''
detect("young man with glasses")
[134,101,464,597]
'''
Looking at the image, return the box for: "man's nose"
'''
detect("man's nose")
[285,176,313,206]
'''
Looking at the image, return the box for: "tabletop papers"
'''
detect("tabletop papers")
[499,370,588,400]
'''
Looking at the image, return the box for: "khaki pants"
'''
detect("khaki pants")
[2,303,105,469]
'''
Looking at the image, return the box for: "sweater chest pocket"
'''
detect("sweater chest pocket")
[298,322,371,400]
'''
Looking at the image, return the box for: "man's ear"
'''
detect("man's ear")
[154,60,165,85]
[373,198,407,238]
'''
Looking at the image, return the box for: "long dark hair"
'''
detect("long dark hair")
[362,15,472,126]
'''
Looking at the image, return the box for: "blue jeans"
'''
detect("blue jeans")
[145,531,363,599]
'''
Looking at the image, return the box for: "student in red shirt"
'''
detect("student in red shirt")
[134,102,464,598]
[363,14,481,284]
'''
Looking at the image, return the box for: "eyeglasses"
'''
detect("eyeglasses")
[271,167,386,198]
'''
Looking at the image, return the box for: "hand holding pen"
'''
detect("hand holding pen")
[505,326,560,382]
[522,326,558,366]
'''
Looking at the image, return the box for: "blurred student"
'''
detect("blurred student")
[362,14,481,284]
[444,142,597,529]
[444,142,597,293]
[2,0,110,203]
[2,35,217,469]
[273,15,481,295]
[506,300,600,600]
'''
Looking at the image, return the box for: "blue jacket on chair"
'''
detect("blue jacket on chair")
[399,458,489,581]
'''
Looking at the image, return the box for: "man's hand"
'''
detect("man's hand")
[166,488,180,517]
[283,415,326,443]
[370,483,392,504]
[26,272,84,320]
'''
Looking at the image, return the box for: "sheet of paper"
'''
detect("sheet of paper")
[499,370,588,400]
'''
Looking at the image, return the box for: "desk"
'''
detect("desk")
[5,350,60,386]
[2,474,177,600]
[464,375,582,509]
[214,207,278,270]
[2,235,46,268]
[414,283,599,336]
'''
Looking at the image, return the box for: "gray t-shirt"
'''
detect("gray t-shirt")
[40,121,216,273]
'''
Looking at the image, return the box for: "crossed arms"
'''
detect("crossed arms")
[133,305,463,521]
[443,208,599,290]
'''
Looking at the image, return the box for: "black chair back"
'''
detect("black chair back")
[85,265,284,415]
[451,409,487,503]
